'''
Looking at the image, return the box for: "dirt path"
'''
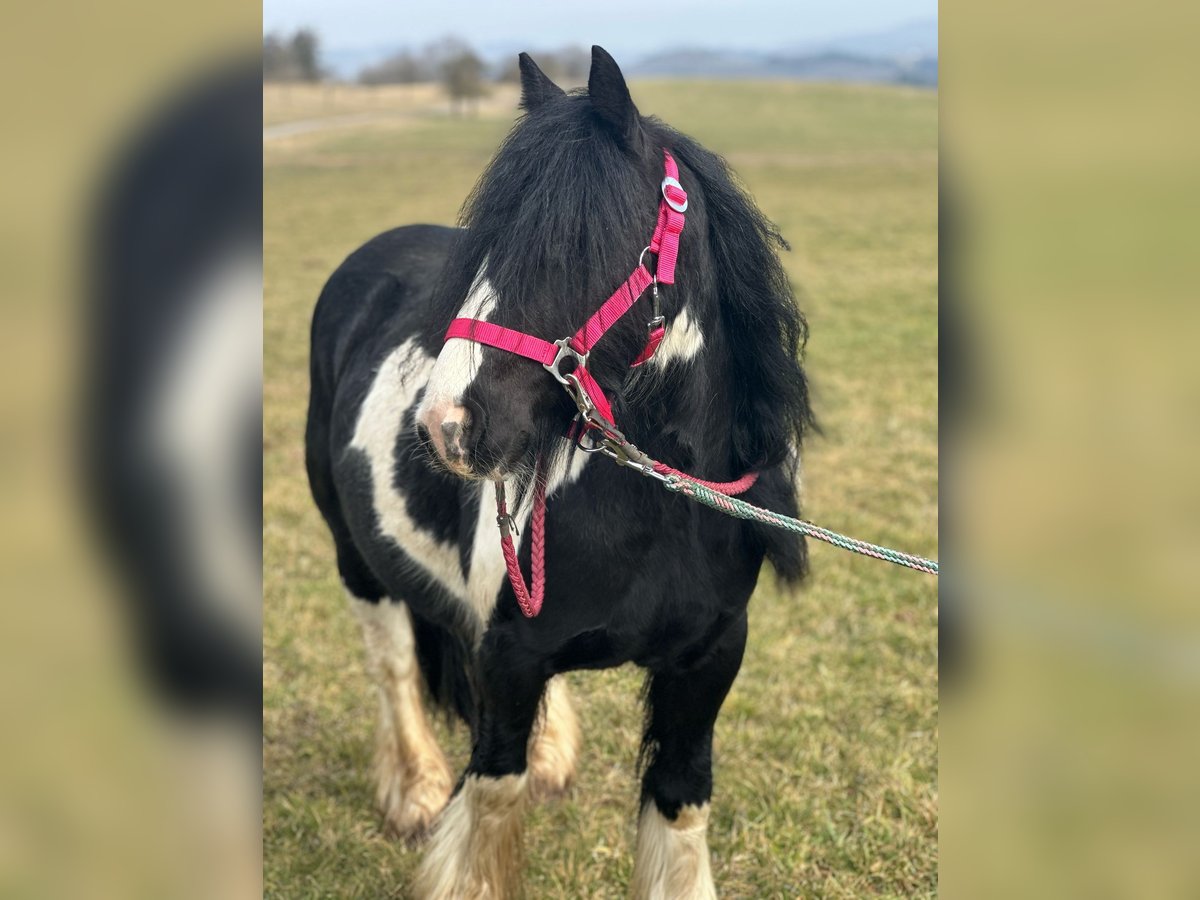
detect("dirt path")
[262,111,416,141]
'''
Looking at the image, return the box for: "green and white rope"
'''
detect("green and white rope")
[665,476,939,576]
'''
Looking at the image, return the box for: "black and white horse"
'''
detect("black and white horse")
[305,47,813,898]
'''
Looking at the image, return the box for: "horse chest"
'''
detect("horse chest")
[345,338,595,630]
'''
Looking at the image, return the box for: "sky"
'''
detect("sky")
[262,0,938,62]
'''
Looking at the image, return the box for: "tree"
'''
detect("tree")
[262,28,324,82]
[495,45,588,85]
[441,47,487,114]
[358,50,426,85]
[290,29,322,82]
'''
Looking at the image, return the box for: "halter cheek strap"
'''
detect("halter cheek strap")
[443,150,688,427]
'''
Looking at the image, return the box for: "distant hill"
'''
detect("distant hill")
[319,18,937,86]
[630,49,935,85]
[629,18,937,86]
[796,17,937,59]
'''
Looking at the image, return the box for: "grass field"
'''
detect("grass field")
[264,81,938,898]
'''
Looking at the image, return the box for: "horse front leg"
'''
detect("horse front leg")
[350,593,454,840]
[414,626,546,900]
[632,612,748,900]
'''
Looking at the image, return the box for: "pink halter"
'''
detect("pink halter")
[444,150,688,426]
[442,150,757,618]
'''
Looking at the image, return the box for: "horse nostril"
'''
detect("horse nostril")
[441,421,464,461]
[415,423,432,447]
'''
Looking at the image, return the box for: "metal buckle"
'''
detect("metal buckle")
[647,276,663,331]
[575,427,671,483]
[496,512,518,538]
[543,337,588,386]
[563,372,594,417]
[661,176,688,213]
[494,481,518,538]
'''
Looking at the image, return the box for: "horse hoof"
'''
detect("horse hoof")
[528,768,574,802]
[377,769,453,842]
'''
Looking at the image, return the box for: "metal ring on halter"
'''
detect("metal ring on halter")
[661,176,688,212]
[576,429,611,455]
[543,337,589,386]
[637,245,657,273]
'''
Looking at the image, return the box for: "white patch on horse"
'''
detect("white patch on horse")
[414,772,529,899]
[652,306,705,367]
[417,266,496,420]
[631,802,716,900]
[464,482,513,625]
[354,335,593,634]
[465,448,591,626]
[350,338,468,598]
[147,250,262,642]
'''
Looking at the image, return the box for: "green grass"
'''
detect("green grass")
[264,81,937,898]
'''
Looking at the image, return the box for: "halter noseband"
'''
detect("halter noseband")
[443,150,688,429]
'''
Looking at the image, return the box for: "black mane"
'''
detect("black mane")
[441,89,814,475]
[449,91,660,340]
[664,126,816,468]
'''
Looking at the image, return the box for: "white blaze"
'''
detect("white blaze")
[417,267,497,423]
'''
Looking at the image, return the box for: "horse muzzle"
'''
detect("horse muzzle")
[417,397,532,480]
[417,401,478,478]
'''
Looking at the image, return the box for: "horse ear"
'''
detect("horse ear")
[518,53,564,111]
[588,46,641,148]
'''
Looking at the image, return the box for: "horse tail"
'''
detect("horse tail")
[751,463,809,585]
[761,523,808,585]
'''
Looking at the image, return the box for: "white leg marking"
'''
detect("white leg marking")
[651,306,705,367]
[414,773,529,900]
[527,676,581,800]
[631,802,717,900]
[351,594,454,837]
[351,338,471,602]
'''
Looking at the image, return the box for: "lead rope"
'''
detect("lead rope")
[576,423,940,578]
[663,475,939,576]
[493,451,759,618]
[494,442,937,620]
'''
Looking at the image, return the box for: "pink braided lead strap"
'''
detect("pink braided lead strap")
[495,462,548,618]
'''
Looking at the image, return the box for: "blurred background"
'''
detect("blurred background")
[1,1,262,897]
[2,0,1198,896]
